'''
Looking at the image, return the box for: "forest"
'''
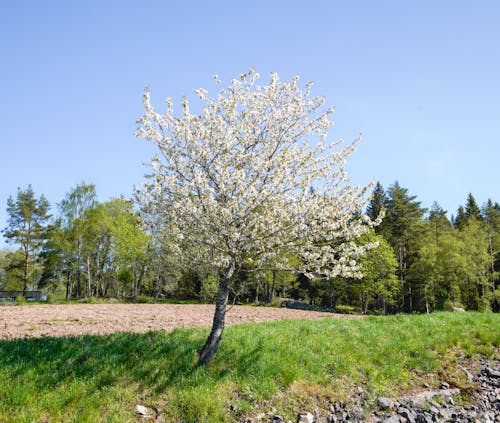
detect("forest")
[1,181,499,314]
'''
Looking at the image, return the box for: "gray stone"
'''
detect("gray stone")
[135,405,149,416]
[379,397,394,410]
[297,412,314,423]
[415,414,432,423]
[397,406,416,423]
[486,367,500,378]
[253,355,500,423]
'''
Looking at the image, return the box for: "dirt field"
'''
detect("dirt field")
[0,304,360,340]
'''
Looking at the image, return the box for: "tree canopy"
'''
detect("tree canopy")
[136,70,378,364]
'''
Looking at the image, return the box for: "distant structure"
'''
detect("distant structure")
[0,291,43,301]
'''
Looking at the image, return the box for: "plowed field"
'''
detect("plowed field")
[0,304,360,340]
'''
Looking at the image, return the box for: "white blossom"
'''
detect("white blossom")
[136,69,379,279]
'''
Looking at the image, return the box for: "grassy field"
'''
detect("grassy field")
[0,312,498,422]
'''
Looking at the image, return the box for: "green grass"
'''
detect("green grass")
[0,312,498,422]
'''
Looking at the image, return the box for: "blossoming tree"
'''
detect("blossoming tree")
[136,70,379,365]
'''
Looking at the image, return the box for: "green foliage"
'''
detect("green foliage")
[135,295,153,303]
[200,273,218,303]
[45,294,57,304]
[465,193,482,220]
[0,249,25,290]
[454,205,468,230]
[0,313,497,422]
[2,185,51,291]
[457,219,492,311]
[15,296,26,305]
[3,180,498,314]
[366,181,386,221]
[354,232,400,314]
[81,296,97,304]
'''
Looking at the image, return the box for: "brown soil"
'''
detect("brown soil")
[0,304,360,340]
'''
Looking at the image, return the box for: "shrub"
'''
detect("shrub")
[80,296,97,304]
[15,296,26,305]
[135,295,153,304]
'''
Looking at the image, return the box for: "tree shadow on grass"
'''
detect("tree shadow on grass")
[0,326,274,400]
[0,329,207,394]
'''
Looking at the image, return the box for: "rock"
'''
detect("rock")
[457,364,474,382]
[486,367,500,378]
[378,397,394,410]
[451,307,465,312]
[254,354,500,423]
[415,413,432,423]
[135,405,149,416]
[297,412,314,423]
[397,406,416,423]
[439,381,450,389]
[272,415,285,422]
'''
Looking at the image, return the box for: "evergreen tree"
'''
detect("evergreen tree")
[2,186,51,292]
[483,199,500,311]
[379,181,426,311]
[367,181,386,222]
[454,206,468,230]
[428,202,451,243]
[465,193,482,220]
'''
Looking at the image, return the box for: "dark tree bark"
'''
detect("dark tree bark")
[198,262,235,366]
[65,270,72,300]
[23,246,29,293]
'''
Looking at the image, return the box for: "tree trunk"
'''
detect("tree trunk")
[86,257,91,297]
[198,262,235,366]
[269,270,276,303]
[23,246,29,293]
[66,271,72,300]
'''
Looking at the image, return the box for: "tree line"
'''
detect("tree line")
[1,181,498,313]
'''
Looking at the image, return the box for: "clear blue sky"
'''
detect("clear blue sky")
[1,1,499,246]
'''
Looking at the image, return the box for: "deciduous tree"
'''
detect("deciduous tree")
[136,70,379,364]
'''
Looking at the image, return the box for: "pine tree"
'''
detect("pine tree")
[380,181,426,311]
[428,201,451,243]
[2,185,51,292]
[367,181,386,222]
[454,206,468,230]
[465,193,482,220]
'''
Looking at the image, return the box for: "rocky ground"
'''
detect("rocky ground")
[246,355,500,423]
[0,303,358,340]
